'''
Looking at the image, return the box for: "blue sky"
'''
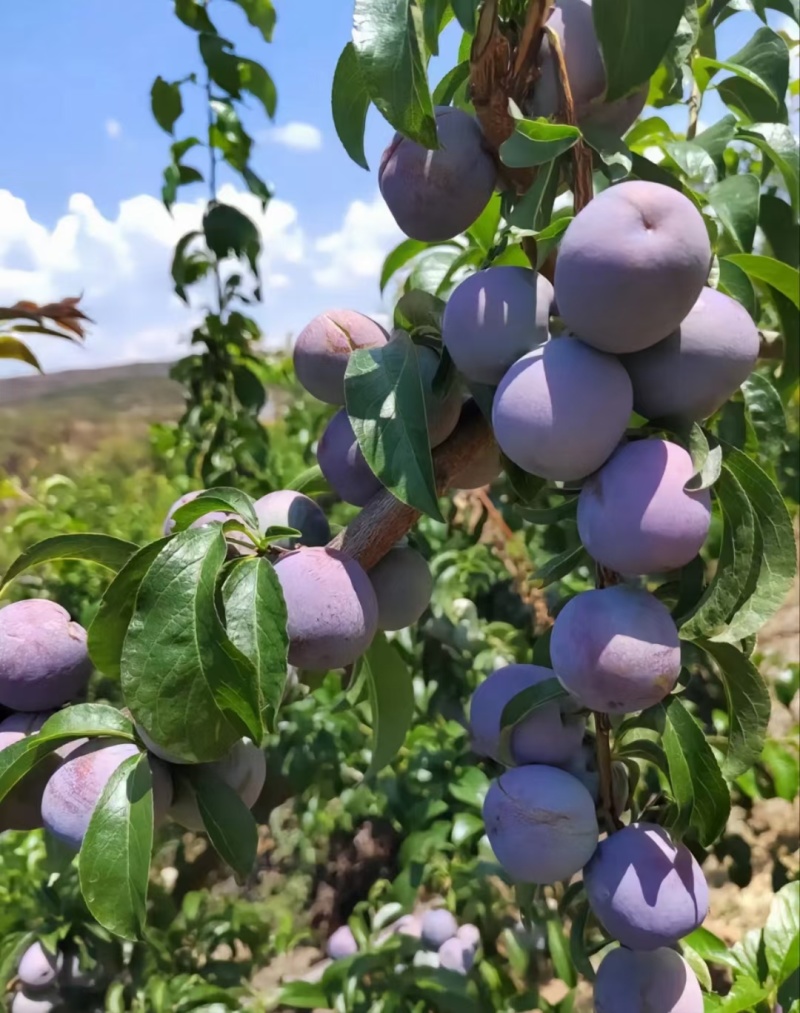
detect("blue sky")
[0,1,795,376]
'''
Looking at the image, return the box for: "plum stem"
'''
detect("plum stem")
[594,565,624,833]
[326,401,494,571]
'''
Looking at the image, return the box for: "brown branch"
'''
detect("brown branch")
[327,402,494,571]
[594,565,623,833]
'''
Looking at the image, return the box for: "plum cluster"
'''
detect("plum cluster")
[469,664,708,1009]
[10,940,107,1013]
[327,908,481,977]
[378,0,647,244]
[0,599,264,849]
[167,480,436,668]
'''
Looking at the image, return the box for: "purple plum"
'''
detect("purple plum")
[456,924,481,952]
[622,286,760,423]
[421,909,459,950]
[583,823,709,950]
[253,490,331,548]
[327,925,358,960]
[169,738,266,831]
[550,585,681,714]
[492,337,632,481]
[469,664,585,766]
[317,410,383,507]
[554,181,712,353]
[531,0,648,136]
[483,764,598,883]
[442,267,552,385]
[438,937,475,975]
[41,740,173,851]
[293,310,389,405]
[379,105,497,242]
[274,547,379,671]
[577,439,712,575]
[595,945,704,1012]
[0,713,59,832]
[0,600,91,712]
[367,546,433,631]
[10,992,61,1013]
[17,943,62,990]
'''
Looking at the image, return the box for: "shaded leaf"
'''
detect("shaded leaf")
[79,754,152,940]
[707,174,761,252]
[353,0,437,148]
[0,337,41,372]
[723,254,799,308]
[332,42,371,170]
[229,0,275,42]
[530,545,590,589]
[121,526,263,763]
[593,0,685,101]
[345,332,442,520]
[381,238,430,292]
[192,769,258,878]
[695,28,790,102]
[1,533,138,591]
[658,695,730,846]
[151,77,183,134]
[362,632,415,775]
[699,640,771,779]
[222,557,289,729]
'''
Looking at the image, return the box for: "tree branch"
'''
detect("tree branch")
[327,401,495,571]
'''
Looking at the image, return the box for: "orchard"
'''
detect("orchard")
[0,1,799,1012]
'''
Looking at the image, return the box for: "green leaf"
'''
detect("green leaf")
[497,677,570,766]
[681,942,713,991]
[499,117,581,169]
[658,694,730,846]
[362,632,415,775]
[421,0,451,55]
[332,42,371,171]
[615,736,670,775]
[467,193,502,254]
[694,114,738,164]
[742,372,787,469]
[222,557,288,730]
[698,640,771,779]
[241,166,272,209]
[582,125,633,183]
[716,977,771,1011]
[697,27,790,102]
[151,77,183,134]
[679,468,756,640]
[531,216,573,268]
[765,881,800,987]
[520,496,579,525]
[707,174,761,252]
[1,533,139,591]
[568,902,595,982]
[506,158,560,229]
[716,446,797,642]
[345,332,442,520]
[286,465,330,495]
[238,58,277,118]
[380,238,430,293]
[170,486,260,532]
[737,124,800,215]
[79,754,153,941]
[175,0,216,31]
[684,424,723,492]
[0,704,135,805]
[683,926,738,967]
[450,811,484,845]
[171,230,203,302]
[394,289,445,331]
[531,545,590,589]
[277,982,329,1008]
[718,258,757,317]
[759,193,799,268]
[0,336,41,372]
[718,76,786,124]
[450,0,477,32]
[546,913,577,988]
[352,0,438,148]
[88,538,172,680]
[192,769,258,878]
[723,254,799,308]
[663,140,718,185]
[203,203,261,278]
[432,61,470,105]
[593,0,685,102]
[120,526,263,763]
[228,0,275,42]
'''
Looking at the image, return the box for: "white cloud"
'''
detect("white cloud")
[313,191,403,289]
[0,186,403,374]
[105,118,122,139]
[261,121,323,152]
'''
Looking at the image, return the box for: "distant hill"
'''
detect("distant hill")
[0,360,180,406]
[0,361,184,476]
